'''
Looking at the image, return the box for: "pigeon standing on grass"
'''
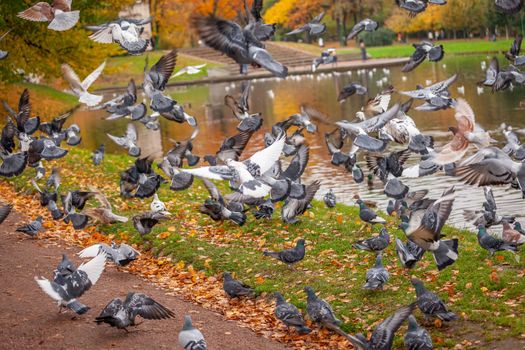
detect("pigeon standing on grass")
[16,215,43,237]
[363,254,389,290]
[92,144,104,165]
[35,253,106,315]
[324,189,336,208]
[404,315,433,350]
[356,199,387,225]
[304,286,348,337]
[477,225,519,256]
[61,61,106,107]
[274,292,311,334]
[354,228,390,252]
[18,0,80,31]
[411,278,458,322]
[178,315,207,350]
[263,239,306,268]
[95,292,174,330]
[223,272,255,298]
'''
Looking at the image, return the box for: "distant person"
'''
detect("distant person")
[360,40,367,60]
[492,33,497,41]
[435,30,439,40]
[428,31,434,40]
[318,37,324,47]
[397,32,402,42]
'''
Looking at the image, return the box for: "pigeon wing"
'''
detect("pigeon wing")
[124,292,175,320]
[247,133,286,174]
[369,304,416,349]
[81,61,106,90]
[77,252,106,285]
[148,49,177,90]
[18,2,53,22]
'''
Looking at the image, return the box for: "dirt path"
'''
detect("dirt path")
[0,211,289,350]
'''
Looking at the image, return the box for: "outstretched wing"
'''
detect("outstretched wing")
[77,252,106,285]
[124,292,175,320]
[81,61,106,90]
[247,133,285,174]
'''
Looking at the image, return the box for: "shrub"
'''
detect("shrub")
[358,27,396,47]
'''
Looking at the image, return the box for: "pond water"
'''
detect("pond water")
[69,54,525,229]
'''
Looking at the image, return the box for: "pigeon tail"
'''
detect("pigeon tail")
[67,300,90,315]
[432,239,458,271]
[363,280,382,290]
[353,241,372,251]
[228,211,246,226]
[436,310,459,322]
[263,251,280,259]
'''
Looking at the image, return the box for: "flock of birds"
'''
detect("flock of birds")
[1,0,525,349]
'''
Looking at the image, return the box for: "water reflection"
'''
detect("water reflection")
[70,55,525,229]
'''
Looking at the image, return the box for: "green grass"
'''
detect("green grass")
[94,51,224,89]
[276,39,514,59]
[7,147,525,348]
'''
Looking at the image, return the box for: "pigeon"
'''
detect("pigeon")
[0,30,11,60]
[324,189,336,208]
[304,286,348,337]
[61,190,96,210]
[133,210,170,236]
[253,198,275,219]
[366,148,411,183]
[160,128,200,169]
[86,17,152,55]
[79,242,140,266]
[402,41,444,72]
[47,199,64,220]
[0,147,28,178]
[395,237,425,269]
[46,166,60,190]
[263,239,306,268]
[192,14,288,78]
[356,199,387,225]
[31,178,57,207]
[92,144,104,165]
[286,12,326,36]
[35,253,106,314]
[363,254,389,290]
[495,0,524,13]
[244,0,277,42]
[199,178,247,226]
[150,193,166,213]
[477,225,518,256]
[463,187,514,228]
[353,164,364,183]
[18,0,80,31]
[337,83,367,102]
[178,315,207,350]
[399,187,458,270]
[101,80,147,121]
[348,303,416,350]
[61,61,105,107]
[281,180,320,224]
[411,278,458,322]
[95,292,174,330]
[83,190,128,224]
[107,123,141,157]
[224,81,263,132]
[400,74,457,111]
[274,292,311,334]
[505,35,525,66]
[120,156,164,198]
[501,221,523,243]
[404,315,433,350]
[347,19,378,40]
[16,215,43,237]
[223,272,255,298]
[3,89,41,137]
[0,203,13,224]
[38,105,79,146]
[61,191,90,229]
[354,228,390,252]
[479,56,525,91]
[203,130,253,166]
[172,64,207,78]
[312,49,337,72]
[502,128,525,160]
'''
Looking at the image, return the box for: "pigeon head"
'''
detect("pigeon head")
[274,292,285,304]
[182,315,194,331]
[514,222,523,230]
[304,286,316,299]
[296,239,306,247]
[407,315,419,331]
[223,272,233,281]
[410,278,426,295]
[477,225,487,234]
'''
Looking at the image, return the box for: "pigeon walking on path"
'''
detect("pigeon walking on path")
[263,239,306,268]
[274,292,311,334]
[16,215,43,237]
[95,292,174,330]
[178,315,207,350]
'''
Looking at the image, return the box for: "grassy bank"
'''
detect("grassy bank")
[275,39,514,59]
[5,146,525,349]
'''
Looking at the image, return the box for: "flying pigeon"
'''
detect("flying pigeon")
[224,81,263,132]
[192,14,288,78]
[86,17,152,55]
[47,199,64,220]
[402,41,444,72]
[178,315,207,350]
[477,225,519,256]
[0,30,11,60]
[61,61,105,107]
[95,292,174,330]
[505,35,525,66]
[83,190,128,224]
[347,19,378,40]
[35,253,106,314]
[366,148,411,183]
[395,237,425,269]
[400,74,457,111]
[120,156,164,198]
[354,227,390,252]
[348,303,416,350]
[404,315,433,350]
[495,0,524,13]
[281,180,320,224]
[263,239,306,268]
[107,123,141,157]
[363,254,390,290]
[92,144,104,165]
[101,80,147,121]
[274,292,311,334]
[312,49,337,72]
[133,210,170,236]
[223,272,255,298]
[324,189,336,208]
[411,278,458,322]
[3,89,41,137]
[18,0,80,31]
[16,215,43,237]
[463,187,514,228]
[337,83,367,102]
[172,64,207,78]
[286,12,326,36]
[199,178,247,226]
[79,242,140,266]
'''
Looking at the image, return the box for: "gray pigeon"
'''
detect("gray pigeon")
[338,83,367,102]
[16,215,43,237]
[356,199,386,225]
[225,81,263,132]
[354,228,390,252]
[35,253,106,314]
[304,286,348,337]
[363,254,389,290]
[95,292,174,330]
[47,199,64,220]
[62,191,89,229]
[223,272,255,298]
[46,167,60,190]
[92,144,104,165]
[400,74,457,111]
[395,237,425,269]
[477,226,518,256]
[347,18,378,40]
[411,278,458,322]
[286,12,326,36]
[86,18,152,55]
[107,123,140,157]
[178,315,207,350]
[263,239,306,268]
[404,315,433,350]
[274,292,311,334]
[324,189,336,208]
[402,41,444,72]
[100,80,147,121]
[281,180,320,224]
[132,211,170,236]
[0,30,11,60]
[495,0,523,13]
[0,203,12,224]
[79,242,140,266]
[348,303,416,350]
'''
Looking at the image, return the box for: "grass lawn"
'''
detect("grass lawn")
[94,51,224,90]
[275,39,514,59]
[5,146,525,349]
